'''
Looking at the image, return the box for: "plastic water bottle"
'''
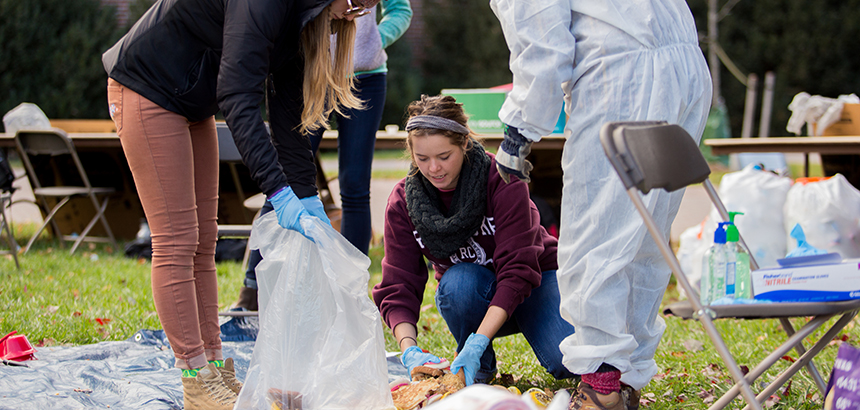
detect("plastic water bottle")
[726,213,752,299]
[707,223,730,303]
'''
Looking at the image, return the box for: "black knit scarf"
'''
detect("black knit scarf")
[405,140,490,259]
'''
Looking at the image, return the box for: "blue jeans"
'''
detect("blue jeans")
[434,263,576,381]
[244,73,386,289]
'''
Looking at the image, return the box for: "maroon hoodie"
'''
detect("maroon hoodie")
[372,153,558,331]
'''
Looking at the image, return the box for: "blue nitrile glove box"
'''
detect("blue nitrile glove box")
[753,259,860,302]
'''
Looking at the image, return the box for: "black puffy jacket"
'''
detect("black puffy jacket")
[103,0,335,198]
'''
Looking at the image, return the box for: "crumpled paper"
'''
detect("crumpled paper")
[786,93,859,136]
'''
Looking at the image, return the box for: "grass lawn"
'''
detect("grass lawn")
[0,156,846,409]
[1,227,854,409]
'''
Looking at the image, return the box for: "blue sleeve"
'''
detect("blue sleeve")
[378,0,412,49]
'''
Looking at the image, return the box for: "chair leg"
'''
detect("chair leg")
[70,196,115,254]
[24,196,72,253]
[626,189,762,410]
[778,317,827,392]
[0,197,19,269]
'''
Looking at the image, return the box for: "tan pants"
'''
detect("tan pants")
[107,79,221,370]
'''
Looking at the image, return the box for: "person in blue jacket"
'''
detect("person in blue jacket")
[103,0,377,407]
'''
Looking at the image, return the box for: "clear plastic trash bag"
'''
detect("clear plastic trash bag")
[2,102,51,135]
[235,212,395,410]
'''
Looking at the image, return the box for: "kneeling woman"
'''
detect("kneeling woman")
[372,95,575,385]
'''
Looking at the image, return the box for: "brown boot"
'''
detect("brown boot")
[234,286,258,311]
[620,383,640,410]
[182,363,236,410]
[569,384,624,410]
[219,357,243,395]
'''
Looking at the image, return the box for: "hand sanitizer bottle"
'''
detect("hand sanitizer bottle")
[726,212,752,300]
[708,222,729,303]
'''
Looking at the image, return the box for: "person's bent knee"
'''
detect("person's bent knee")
[436,263,495,319]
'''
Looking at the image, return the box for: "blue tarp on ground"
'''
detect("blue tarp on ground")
[0,330,408,410]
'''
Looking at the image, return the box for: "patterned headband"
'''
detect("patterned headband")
[405,115,470,136]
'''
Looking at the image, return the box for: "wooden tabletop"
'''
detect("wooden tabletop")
[0,129,568,150]
[705,136,860,156]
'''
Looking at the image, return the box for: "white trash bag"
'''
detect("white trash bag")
[2,102,51,135]
[783,174,860,258]
[235,212,395,410]
[676,219,711,295]
[710,164,792,268]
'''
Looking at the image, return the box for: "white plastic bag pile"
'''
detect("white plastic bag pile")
[2,102,51,135]
[786,92,859,136]
[677,167,860,293]
[235,212,395,410]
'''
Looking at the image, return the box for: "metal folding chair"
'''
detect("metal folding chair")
[600,121,860,410]
[14,128,117,254]
[0,189,19,269]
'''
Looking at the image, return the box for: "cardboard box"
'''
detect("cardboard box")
[753,259,860,302]
[442,88,565,134]
[814,103,860,136]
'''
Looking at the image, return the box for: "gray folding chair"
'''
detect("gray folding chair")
[601,121,860,410]
[14,128,117,254]
[0,188,19,269]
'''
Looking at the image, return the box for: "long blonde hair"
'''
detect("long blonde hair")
[300,9,362,134]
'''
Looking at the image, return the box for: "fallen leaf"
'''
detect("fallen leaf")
[95,318,111,326]
[698,389,715,404]
[72,289,80,298]
[701,363,721,376]
[97,327,110,338]
[36,338,57,347]
[72,311,82,317]
[671,351,685,358]
[641,392,657,406]
[764,394,780,408]
[683,339,705,352]
[46,305,59,315]
[674,393,687,403]
[781,355,796,363]
[781,380,792,397]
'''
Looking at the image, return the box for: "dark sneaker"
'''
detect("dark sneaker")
[219,308,258,341]
[569,384,625,410]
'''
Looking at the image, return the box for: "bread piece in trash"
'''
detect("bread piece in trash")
[410,365,443,381]
[392,378,441,410]
[391,370,465,410]
[268,388,302,410]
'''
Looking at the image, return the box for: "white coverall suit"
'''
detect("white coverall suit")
[490,0,713,389]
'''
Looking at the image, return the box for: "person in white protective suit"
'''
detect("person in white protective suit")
[489,0,713,409]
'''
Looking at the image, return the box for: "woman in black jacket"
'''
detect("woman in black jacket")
[103,0,376,408]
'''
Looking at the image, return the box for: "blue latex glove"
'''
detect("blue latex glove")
[495,126,534,184]
[299,195,331,225]
[401,345,443,380]
[786,223,827,257]
[269,186,309,236]
[450,333,490,386]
